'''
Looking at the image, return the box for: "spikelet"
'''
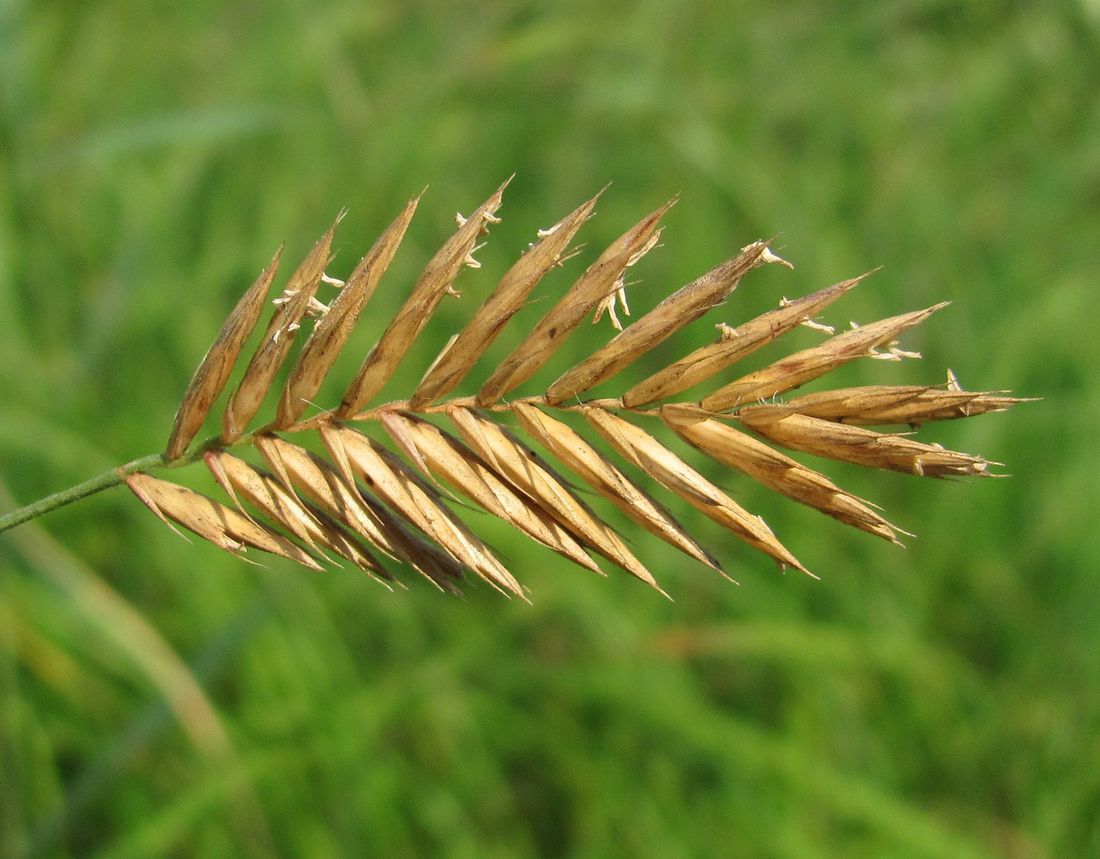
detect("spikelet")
[126,179,1027,596]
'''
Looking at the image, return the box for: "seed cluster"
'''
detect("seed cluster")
[136,181,1026,597]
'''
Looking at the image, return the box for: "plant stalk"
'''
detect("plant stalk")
[0,454,167,533]
[0,430,274,534]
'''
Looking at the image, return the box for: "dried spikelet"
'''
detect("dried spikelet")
[378,411,603,575]
[126,473,322,569]
[254,434,463,590]
[447,407,664,594]
[410,191,601,408]
[204,450,391,579]
[277,195,421,428]
[223,215,344,441]
[735,411,992,477]
[700,303,948,412]
[477,198,674,406]
[757,380,1029,426]
[545,241,789,405]
[110,179,1028,597]
[622,274,867,408]
[581,408,805,574]
[164,247,283,460]
[512,403,724,575]
[319,423,525,597]
[662,405,902,543]
[340,180,511,416]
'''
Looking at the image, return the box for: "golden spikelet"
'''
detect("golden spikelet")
[128,179,1030,597]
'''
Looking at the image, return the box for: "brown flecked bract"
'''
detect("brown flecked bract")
[410,190,602,408]
[701,303,948,412]
[204,450,393,581]
[623,274,867,407]
[303,510,395,582]
[358,493,465,594]
[253,434,395,557]
[763,384,1028,426]
[477,198,675,406]
[662,405,902,543]
[277,195,420,428]
[164,247,283,460]
[582,408,805,574]
[222,215,344,441]
[322,423,525,598]
[545,241,786,405]
[737,411,992,477]
[254,434,462,590]
[204,449,321,550]
[512,403,723,574]
[338,180,511,417]
[126,472,322,570]
[448,407,666,594]
[380,412,602,575]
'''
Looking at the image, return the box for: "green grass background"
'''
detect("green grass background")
[1,1,1097,857]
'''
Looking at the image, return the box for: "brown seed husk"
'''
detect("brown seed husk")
[701,303,947,412]
[321,423,525,597]
[477,199,675,406]
[410,190,601,408]
[512,403,724,575]
[447,407,665,594]
[204,450,392,580]
[662,405,901,542]
[379,411,602,575]
[254,434,463,590]
[339,180,510,417]
[205,450,323,549]
[622,274,867,407]
[357,492,465,594]
[223,215,344,441]
[754,384,1027,426]
[277,195,420,427]
[545,241,787,405]
[164,247,283,460]
[582,408,805,574]
[126,472,322,570]
[736,411,992,477]
[253,434,395,556]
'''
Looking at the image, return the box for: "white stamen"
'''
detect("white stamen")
[868,342,921,361]
[757,245,794,269]
[464,241,486,269]
[306,297,330,318]
[272,288,299,307]
[716,322,739,341]
[593,282,631,331]
[800,317,835,335]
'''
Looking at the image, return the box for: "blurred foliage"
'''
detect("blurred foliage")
[1,1,1098,857]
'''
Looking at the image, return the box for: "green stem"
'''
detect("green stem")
[0,453,166,533]
[0,431,261,534]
